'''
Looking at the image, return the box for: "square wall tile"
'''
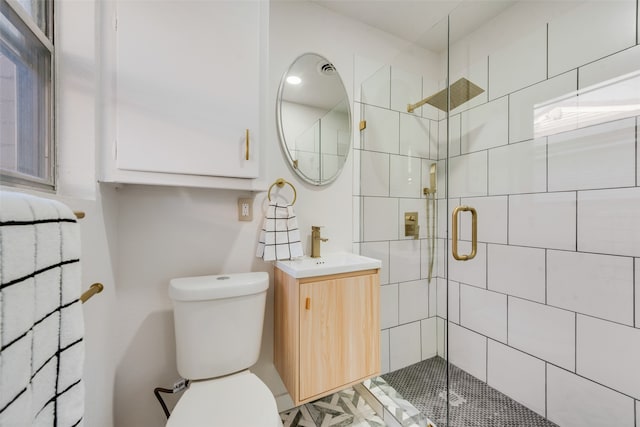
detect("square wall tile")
[422,160,438,198]
[487,340,546,417]
[360,150,389,197]
[637,259,640,329]
[460,196,508,244]
[380,329,390,375]
[575,76,640,131]
[449,323,487,382]
[399,279,429,324]
[577,315,640,399]
[509,192,576,251]
[362,105,399,154]
[421,318,437,360]
[508,297,575,371]
[436,160,447,201]
[391,67,423,115]
[578,187,640,257]
[489,26,547,100]
[509,70,577,143]
[488,139,547,195]
[389,321,422,371]
[579,45,640,89]
[449,151,488,198]
[488,244,545,303]
[422,77,443,121]
[352,196,362,243]
[436,238,446,281]
[363,197,398,242]
[460,97,509,154]
[421,238,439,282]
[399,198,426,240]
[449,281,460,324]
[353,149,361,196]
[548,0,636,77]
[548,118,636,191]
[436,195,451,241]
[390,155,422,198]
[438,115,461,160]
[380,284,399,330]
[428,120,438,160]
[547,365,635,427]
[428,275,437,316]
[449,241,487,289]
[460,285,507,343]
[436,278,447,319]
[353,102,362,150]
[437,317,447,358]
[400,114,430,158]
[361,65,390,108]
[389,239,421,283]
[361,241,389,285]
[449,57,489,115]
[547,250,634,325]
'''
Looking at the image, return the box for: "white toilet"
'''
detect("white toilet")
[167,272,281,426]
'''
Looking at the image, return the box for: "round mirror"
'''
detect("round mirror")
[277,53,351,185]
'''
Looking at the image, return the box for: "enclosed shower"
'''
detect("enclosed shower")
[355,1,640,426]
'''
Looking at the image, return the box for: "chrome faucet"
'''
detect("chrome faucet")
[311,226,328,258]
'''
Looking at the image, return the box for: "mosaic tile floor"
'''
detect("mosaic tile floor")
[280,387,386,427]
[381,357,558,427]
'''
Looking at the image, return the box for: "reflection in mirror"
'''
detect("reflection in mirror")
[277,53,351,185]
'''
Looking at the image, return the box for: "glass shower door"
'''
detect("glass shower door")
[446,1,640,426]
[355,10,451,426]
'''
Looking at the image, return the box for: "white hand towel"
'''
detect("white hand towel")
[0,191,85,426]
[256,202,304,261]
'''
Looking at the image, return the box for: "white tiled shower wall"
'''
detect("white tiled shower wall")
[355,2,640,426]
[355,60,441,374]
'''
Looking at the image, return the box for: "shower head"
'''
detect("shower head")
[407,78,485,113]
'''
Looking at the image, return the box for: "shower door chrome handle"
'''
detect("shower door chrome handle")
[452,206,477,261]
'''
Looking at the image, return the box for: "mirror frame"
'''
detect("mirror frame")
[276,52,352,186]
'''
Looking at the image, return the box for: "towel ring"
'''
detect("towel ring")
[267,178,297,205]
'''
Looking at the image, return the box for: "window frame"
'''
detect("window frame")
[0,0,55,191]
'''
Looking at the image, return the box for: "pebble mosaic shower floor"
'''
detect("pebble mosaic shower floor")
[381,357,558,427]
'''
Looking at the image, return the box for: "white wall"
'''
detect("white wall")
[30,1,640,426]
[37,1,444,426]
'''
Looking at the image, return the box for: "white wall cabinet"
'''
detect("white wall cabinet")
[101,0,267,189]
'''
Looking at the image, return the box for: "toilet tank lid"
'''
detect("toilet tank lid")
[169,272,268,301]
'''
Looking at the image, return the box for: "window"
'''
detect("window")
[0,0,53,190]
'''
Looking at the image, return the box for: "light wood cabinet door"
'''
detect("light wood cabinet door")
[298,273,380,401]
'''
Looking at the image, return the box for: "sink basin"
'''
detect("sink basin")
[275,252,382,279]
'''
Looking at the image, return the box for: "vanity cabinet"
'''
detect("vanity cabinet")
[274,267,380,405]
[101,1,267,189]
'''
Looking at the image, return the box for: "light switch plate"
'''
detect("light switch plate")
[238,198,253,221]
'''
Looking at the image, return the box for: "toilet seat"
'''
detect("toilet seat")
[166,371,281,427]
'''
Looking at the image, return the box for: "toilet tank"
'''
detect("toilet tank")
[169,272,269,380]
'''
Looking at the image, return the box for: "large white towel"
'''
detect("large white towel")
[256,202,304,261]
[0,191,84,426]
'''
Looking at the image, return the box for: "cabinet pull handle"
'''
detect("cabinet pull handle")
[305,297,311,310]
[245,129,250,161]
[452,205,477,261]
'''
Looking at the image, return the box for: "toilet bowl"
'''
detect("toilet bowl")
[167,272,280,426]
[166,371,281,426]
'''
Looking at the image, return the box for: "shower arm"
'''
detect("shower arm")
[407,95,435,113]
